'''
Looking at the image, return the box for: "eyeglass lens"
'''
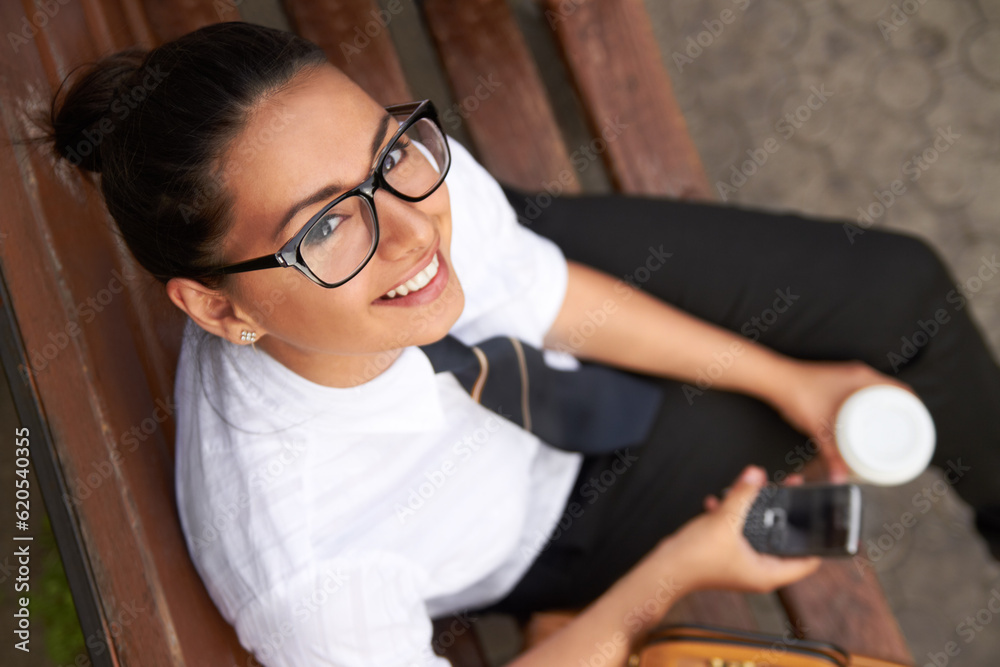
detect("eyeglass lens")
[300,116,448,285]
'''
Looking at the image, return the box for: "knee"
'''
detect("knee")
[863,230,954,298]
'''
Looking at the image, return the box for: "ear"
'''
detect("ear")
[165,277,262,345]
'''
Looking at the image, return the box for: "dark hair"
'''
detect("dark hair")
[43,22,328,287]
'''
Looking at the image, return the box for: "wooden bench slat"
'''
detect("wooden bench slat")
[1,1,254,664]
[779,560,912,663]
[420,0,581,194]
[140,0,239,44]
[544,0,711,199]
[663,590,760,632]
[109,0,159,49]
[282,0,412,106]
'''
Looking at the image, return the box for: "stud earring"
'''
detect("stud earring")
[240,330,256,343]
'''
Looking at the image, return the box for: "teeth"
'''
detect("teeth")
[382,254,439,299]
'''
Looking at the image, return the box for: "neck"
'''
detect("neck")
[257,337,405,388]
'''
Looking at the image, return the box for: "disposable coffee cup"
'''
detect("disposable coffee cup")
[835,384,936,486]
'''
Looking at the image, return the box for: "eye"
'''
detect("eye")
[383,141,409,173]
[303,213,344,248]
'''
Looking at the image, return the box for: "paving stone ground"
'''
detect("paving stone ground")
[643,1,1000,664]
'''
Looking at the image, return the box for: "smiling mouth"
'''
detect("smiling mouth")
[380,253,441,299]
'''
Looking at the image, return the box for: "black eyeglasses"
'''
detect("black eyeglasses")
[203,99,451,288]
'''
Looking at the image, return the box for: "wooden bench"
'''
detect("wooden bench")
[0,0,913,664]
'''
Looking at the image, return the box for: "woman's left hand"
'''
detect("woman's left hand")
[764,359,915,482]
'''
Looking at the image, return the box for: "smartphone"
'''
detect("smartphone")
[742,484,862,557]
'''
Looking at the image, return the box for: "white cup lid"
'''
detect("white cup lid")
[835,384,936,486]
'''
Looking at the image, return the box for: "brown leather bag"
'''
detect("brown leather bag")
[628,624,912,667]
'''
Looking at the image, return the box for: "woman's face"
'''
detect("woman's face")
[215,64,464,386]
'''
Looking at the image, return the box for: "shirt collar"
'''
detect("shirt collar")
[186,320,446,434]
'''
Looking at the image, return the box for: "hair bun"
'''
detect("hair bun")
[49,48,148,173]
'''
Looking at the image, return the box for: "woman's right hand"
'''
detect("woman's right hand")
[507,465,820,666]
[651,465,822,595]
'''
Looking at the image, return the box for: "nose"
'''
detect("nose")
[372,188,435,261]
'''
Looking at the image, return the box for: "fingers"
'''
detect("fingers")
[869,366,914,394]
[814,429,851,483]
[764,555,823,588]
[719,465,768,515]
[823,453,850,483]
[820,443,851,483]
[784,473,804,486]
[703,494,719,512]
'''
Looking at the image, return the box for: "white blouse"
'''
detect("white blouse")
[174,139,584,666]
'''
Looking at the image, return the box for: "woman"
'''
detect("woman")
[43,21,1000,667]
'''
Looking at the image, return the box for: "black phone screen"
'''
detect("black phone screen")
[745,484,861,557]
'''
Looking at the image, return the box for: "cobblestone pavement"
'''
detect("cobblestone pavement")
[644,1,1000,664]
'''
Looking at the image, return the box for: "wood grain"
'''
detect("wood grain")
[664,590,760,632]
[544,0,712,199]
[779,560,913,663]
[0,0,253,664]
[140,0,238,44]
[282,0,412,105]
[421,0,581,194]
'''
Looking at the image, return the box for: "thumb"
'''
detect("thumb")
[720,466,769,528]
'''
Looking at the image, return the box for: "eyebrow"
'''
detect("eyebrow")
[272,113,393,243]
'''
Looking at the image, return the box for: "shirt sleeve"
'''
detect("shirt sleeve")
[446,138,569,349]
[233,553,452,667]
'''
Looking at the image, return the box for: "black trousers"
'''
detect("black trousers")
[471,187,1000,618]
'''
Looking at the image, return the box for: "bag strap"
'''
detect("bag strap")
[640,623,851,665]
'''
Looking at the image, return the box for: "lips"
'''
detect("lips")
[381,252,440,299]
[373,248,450,307]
